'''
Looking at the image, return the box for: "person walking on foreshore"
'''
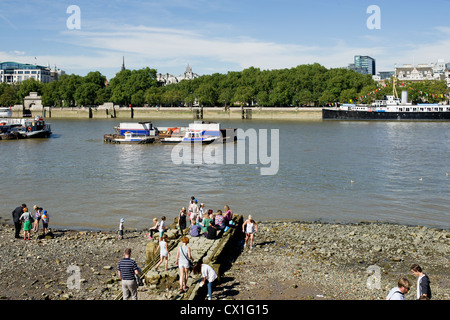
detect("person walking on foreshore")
[386,277,411,300]
[242,215,258,250]
[12,204,26,239]
[117,248,139,300]
[154,234,170,271]
[176,237,193,293]
[20,207,33,240]
[410,264,432,299]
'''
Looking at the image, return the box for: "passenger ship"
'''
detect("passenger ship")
[322,91,450,121]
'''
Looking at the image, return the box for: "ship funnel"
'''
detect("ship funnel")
[401,90,408,104]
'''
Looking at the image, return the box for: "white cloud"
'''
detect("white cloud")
[2,23,448,79]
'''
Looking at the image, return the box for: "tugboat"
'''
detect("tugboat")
[0,116,52,139]
[323,84,450,121]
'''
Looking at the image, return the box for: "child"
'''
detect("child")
[154,234,170,271]
[147,218,159,239]
[118,218,124,240]
[242,215,258,250]
[20,208,33,240]
[158,216,168,238]
[190,220,201,237]
[32,205,42,233]
[41,210,49,235]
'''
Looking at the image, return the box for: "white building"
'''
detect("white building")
[0,61,63,84]
[395,63,445,82]
[157,64,199,85]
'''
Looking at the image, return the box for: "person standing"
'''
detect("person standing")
[176,237,193,293]
[242,215,258,250]
[193,263,218,300]
[386,277,411,300]
[118,218,125,240]
[41,210,50,235]
[19,207,33,240]
[12,204,26,239]
[154,234,170,271]
[32,205,42,233]
[410,264,432,299]
[117,248,139,300]
[177,208,187,233]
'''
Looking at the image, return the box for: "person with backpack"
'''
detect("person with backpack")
[386,277,411,300]
[41,210,49,235]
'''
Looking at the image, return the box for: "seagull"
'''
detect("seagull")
[350,180,354,184]
[419,178,422,181]
[446,172,449,176]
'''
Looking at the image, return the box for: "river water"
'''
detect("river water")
[1,118,449,231]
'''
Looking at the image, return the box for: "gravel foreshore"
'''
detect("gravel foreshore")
[0,219,448,300]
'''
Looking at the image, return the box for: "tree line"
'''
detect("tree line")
[0,63,448,108]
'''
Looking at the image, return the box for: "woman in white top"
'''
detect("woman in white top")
[176,237,193,293]
[242,215,258,250]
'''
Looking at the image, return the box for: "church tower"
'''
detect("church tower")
[121,56,126,71]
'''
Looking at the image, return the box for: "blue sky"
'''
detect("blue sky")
[1,0,450,80]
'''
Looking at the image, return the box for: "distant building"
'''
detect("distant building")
[395,63,445,82]
[348,55,376,75]
[0,61,64,84]
[157,64,199,85]
[377,71,395,80]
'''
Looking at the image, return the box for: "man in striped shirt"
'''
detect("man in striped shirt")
[117,248,139,300]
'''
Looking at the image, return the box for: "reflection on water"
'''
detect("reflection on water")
[0,119,448,230]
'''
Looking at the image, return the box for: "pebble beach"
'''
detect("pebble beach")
[0,219,448,300]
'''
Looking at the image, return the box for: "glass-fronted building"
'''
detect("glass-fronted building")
[353,55,376,75]
[0,62,53,84]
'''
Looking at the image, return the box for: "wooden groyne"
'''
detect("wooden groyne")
[114,214,243,300]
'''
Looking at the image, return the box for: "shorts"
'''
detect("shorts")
[42,222,49,229]
[23,220,32,231]
[119,230,124,236]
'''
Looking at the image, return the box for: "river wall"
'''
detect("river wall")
[11,105,322,120]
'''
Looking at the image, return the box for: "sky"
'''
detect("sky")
[1,0,450,80]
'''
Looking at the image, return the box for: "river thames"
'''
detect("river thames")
[1,118,448,230]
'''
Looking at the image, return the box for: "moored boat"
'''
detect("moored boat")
[0,116,52,139]
[104,121,158,144]
[322,90,450,121]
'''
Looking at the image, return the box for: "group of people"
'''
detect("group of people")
[386,264,432,300]
[177,198,236,240]
[117,241,218,300]
[12,203,50,240]
[386,264,431,300]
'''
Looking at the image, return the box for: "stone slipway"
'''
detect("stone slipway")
[114,215,243,300]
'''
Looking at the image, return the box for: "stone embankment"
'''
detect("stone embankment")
[11,105,322,120]
[0,218,448,300]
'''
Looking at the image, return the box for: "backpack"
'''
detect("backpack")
[42,210,49,223]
